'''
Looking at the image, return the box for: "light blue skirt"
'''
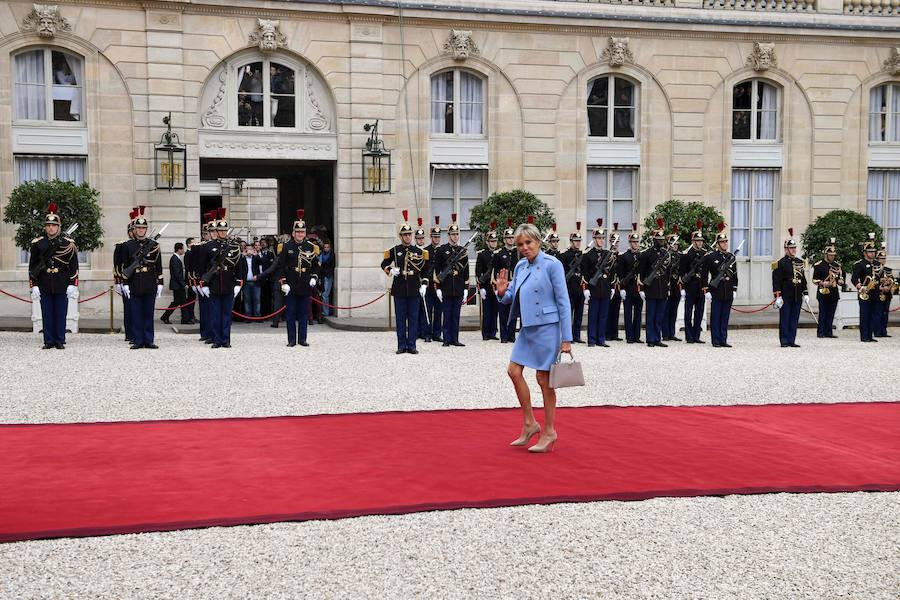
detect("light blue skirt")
[510,322,562,372]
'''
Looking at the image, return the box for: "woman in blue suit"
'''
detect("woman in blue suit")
[495,222,573,453]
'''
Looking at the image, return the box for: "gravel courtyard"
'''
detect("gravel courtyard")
[1,326,897,599]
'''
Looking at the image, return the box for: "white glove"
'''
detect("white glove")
[639,291,646,301]
[66,285,78,300]
[200,286,210,298]
[309,277,317,288]
[420,284,428,297]
[619,290,626,301]
[190,285,197,293]
[803,295,810,305]
[774,297,784,309]
[31,286,41,300]
[436,289,443,303]
[390,267,400,276]
[704,291,712,302]
[115,283,123,295]
[583,289,591,301]
[480,288,487,300]
[281,284,291,295]
[157,284,163,299]
[122,285,131,299]
[680,289,686,299]
[233,285,241,298]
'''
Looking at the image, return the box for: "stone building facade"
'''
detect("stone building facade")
[0,0,898,315]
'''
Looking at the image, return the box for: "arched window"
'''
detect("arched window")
[587,75,637,139]
[869,83,900,143]
[13,48,83,123]
[732,79,779,141]
[430,70,484,135]
[236,59,297,129]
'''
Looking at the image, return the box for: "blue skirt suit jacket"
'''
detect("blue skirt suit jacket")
[499,251,573,370]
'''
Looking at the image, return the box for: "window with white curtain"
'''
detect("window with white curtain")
[732,80,779,142]
[236,59,297,129]
[869,83,900,143]
[430,167,486,260]
[14,49,84,122]
[731,170,777,258]
[867,170,900,255]
[586,168,636,232]
[587,76,637,139]
[15,155,89,265]
[430,70,484,135]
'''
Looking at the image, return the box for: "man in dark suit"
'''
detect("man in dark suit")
[161,242,188,325]
[237,245,264,318]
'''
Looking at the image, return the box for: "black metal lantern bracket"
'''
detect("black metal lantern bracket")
[154,112,187,190]
[362,120,391,194]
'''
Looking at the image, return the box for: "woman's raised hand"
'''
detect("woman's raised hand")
[495,268,510,297]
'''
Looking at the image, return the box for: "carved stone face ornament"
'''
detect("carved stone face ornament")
[22,4,71,39]
[884,47,900,77]
[747,42,777,73]
[602,37,633,68]
[443,29,479,62]
[249,18,287,53]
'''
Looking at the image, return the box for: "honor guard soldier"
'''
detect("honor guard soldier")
[414,218,431,341]
[662,225,682,342]
[875,243,895,338]
[199,209,243,348]
[559,222,585,343]
[812,238,843,338]
[120,209,164,349]
[581,219,613,347]
[113,208,137,343]
[851,233,880,342]
[617,223,643,343]
[772,228,809,348]
[701,223,738,347]
[434,213,469,347]
[424,216,444,342]
[606,224,623,341]
[193,213,217,344]
[275,209,320,347]
[493,219,519,343]
[382,210,429,354]
[546,224,561,258]
[476,221,500,341]
[679,219,708,343]
[29,203,79,349]
[638,218,673,347]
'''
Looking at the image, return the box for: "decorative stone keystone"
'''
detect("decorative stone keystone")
[22,4,71,39]
[747,42,777,72]
[602,37,634,68]
[249,18,287,53]
[883,48,900,77]
[443,30,479,61]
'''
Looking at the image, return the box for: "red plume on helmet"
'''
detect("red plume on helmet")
[490,220,496,229]
[788,227,794,237]
[507,218,513,228]
[130,209,138,220]
[417,217,423,227]
[138,205,146,215]
[631,222,637,231]
[47,202,58,214]
[656,217,664,229]
[596,218,603,228]
[402,209,409,222]
[551,223,557,232]
[673,224,679,234]
[296,209,304,220]
[696,218,703,230]
[434,216,440,225]
[575,221,581,231]
[527,215,535,224]
[451,213,457,223]
[717,222,726,233]
[613,222,619,231]
[217,207,227,219]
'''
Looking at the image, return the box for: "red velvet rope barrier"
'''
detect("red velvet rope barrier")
[77,289,110,304]
[231,306,286,320]
[154,298,197,311]
[0,289,33,303]
[730,299,776,314]
[309,292,387,311]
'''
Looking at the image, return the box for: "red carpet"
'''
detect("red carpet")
[2,402,899,543]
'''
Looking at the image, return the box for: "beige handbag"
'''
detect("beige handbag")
[549,350,585,389]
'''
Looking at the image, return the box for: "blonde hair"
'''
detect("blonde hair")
[514,223,542,245]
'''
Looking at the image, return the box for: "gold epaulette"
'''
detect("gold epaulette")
[31,236,42,244]
[814,260,823,266]
[771,261,778,271]
[311,243,320,256]
[422,249,429,260]
[384,249,391,260]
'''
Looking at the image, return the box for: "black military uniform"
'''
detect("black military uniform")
[382,212,429,354]
[475,225,499,341]
[28,203,79,349]
[434,214,470,346]
[811,240,843,338]
[638,222,672,347]
[851,235,879,343]
[424,217,443,342]
[120,216,164,349]
[492,222,519,343]
[559,222,584,343]
[605,226,623,341]
[662,227,682,342]
[275,211,320,347]
[701,228,738,347]
[580,221,612,346]
[545,225,561,259]
[113,209,137,343]
[772,230,808,348]
[874,244,894,338]
[617,225,643,343]
[200,211,243,348]
[679,223,708,343]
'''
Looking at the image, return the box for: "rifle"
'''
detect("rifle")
[565,252,584,287]
[121,223,169,279]
[29,223,79,281]
[708,240,744,290]
[588,249,615,288]
[679,248,708,286]
[618,250,642,290]
[437,232,480,283]
[200,235,244,284]
[641,249,672,287]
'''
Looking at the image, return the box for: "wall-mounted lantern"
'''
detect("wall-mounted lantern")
[154,112,186,190]
[362,120,391,193]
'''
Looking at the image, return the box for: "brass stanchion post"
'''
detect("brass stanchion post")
[108,286,114,333]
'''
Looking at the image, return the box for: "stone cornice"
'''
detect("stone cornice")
[18,0,900,46]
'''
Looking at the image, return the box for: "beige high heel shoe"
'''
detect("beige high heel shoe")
[510,423,541,446]
[528,433,558,453]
